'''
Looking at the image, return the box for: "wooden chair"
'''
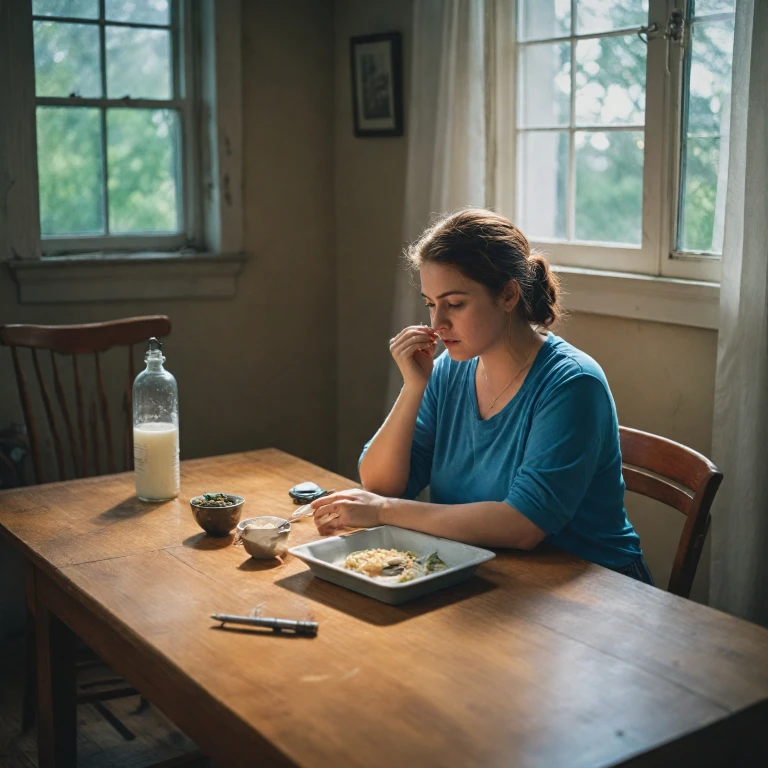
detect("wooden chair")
[1,315,171,484]
[619,426,723,599]
[0,317,172,736]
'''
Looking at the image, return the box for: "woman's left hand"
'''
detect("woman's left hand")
[310,489,390,535]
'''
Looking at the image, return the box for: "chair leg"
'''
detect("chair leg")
[92,701,136,741]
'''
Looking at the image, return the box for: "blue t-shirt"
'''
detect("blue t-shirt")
[361,333,641,569]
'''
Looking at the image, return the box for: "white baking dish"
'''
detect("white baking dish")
[288,526,496,605]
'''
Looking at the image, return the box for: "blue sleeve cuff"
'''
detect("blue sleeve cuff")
[504,490,565,536]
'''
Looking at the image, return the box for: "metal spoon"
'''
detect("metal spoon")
[288,490,336,523]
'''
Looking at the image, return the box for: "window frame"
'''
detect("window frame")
[502,0,726,284]
[1,0,245,305]
[662,0,733,282]
[32,0,202,256]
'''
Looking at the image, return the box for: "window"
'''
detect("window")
[510,0,735,281]
[675,0,735,257]
[32,0,198,253]
[2,0,244,304]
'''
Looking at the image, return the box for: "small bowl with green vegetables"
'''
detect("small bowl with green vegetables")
[190,492,245,536]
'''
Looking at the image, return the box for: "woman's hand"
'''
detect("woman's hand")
[389,325,438,390]
[311,489,391,535]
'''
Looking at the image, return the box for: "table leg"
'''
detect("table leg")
[36,573,76,768]
[22,560,37,732]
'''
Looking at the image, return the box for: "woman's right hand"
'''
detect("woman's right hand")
[389,325,438,389]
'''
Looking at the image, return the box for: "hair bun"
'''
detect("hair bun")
[524,253,560,328]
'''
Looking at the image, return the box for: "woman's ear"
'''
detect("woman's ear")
[502,279,521,312]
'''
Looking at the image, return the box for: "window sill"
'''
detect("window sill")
[6,252,248,304]
[553,266,720,330]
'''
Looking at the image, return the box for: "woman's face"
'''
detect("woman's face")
[420,262,512,361]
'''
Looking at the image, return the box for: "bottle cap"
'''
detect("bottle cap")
[145,337,165,363]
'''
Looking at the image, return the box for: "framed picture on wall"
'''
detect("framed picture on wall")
[350,32,404,138]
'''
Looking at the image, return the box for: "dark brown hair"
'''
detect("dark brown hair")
[405,208,561,328]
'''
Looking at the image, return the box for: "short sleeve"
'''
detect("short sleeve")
[505,375,612,534]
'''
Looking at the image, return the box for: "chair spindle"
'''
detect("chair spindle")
[31,349,66,481]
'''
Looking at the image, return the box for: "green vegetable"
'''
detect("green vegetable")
[193,493,234,508]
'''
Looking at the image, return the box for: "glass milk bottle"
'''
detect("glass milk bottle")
[133,337,180,501]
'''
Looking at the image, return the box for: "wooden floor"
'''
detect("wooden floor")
[0,639,211,768]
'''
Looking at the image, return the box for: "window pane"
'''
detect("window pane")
[517,131,568,240]
[518,0,570,41]
[105,0,170,25]
[575,131,643,244]
[107,109,179,234]
[33,0,98,19]
[677,18,734,254]
[518,43,570,128]
[37,107,104,236]
[692,0,734,17]
[679,138,723,253]
[106,27,171,99]
[576,35,646,126]
[34,22,101,98]
[576,0,648,35]
[686,21,734,136]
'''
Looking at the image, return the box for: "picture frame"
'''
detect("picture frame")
[350,32,404,138]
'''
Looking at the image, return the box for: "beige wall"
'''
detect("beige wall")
[334,0,413,477]
[331,0,719,603]
[0,0,337,477]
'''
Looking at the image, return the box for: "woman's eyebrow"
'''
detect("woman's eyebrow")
[420,290,470,300]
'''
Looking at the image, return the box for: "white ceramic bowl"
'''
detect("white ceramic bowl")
[237,516,291,559]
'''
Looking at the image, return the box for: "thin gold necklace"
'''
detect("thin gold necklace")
[481,336,536,414]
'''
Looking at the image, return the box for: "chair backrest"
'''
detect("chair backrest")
[0,316,171,485]
[619,425,723,599]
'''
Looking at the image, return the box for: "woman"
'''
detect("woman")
[312,208,653,584]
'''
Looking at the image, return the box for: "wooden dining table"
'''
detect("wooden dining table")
[1,448,767,768]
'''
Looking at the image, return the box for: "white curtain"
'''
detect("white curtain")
[386,0,489,408]
[710,0,768,627]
